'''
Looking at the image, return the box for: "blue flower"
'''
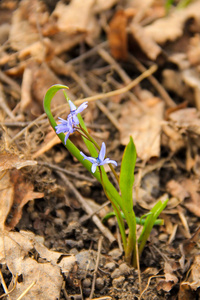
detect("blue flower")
[68,100,88,125]
[80,142,117,173]
[55,100,88,144]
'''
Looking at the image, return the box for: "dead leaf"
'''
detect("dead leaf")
[130,23,162,60]
[0,151,36,172]
[179,255,200,299]
[144,1,200,44]
[0,171,13,230]
[6,169,44,230]
[119,97,164,160]
[52,0,99,39]
[9,0,48,51]
[0,231,75,299]
[166,180,189,203]
[181,178,200,217]
[157,261,178,292]
[93,0,118,12]
[187,34,200,66]
[169,108,200,136]
[108,10,128,60]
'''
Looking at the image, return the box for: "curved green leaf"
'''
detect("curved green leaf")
[119,136,136,210]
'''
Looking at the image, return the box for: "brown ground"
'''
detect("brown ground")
[0,0,200,299]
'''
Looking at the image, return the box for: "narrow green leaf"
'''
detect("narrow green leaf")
[119,136,136,210]
[138,199,168,255]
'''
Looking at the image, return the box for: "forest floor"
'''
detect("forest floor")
[0,0,200,299]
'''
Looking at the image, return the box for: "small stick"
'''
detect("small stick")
[89,236,103,299]
[10,64,157,144]
[0,270,11,300]
[0,84,16,120]
[37,161,96,184]
[57,171,116,244]
[128,54,176,108]
[16,281,36,300]
[0,273,18,299]
[74,64,158,106]
[139,275,165,300]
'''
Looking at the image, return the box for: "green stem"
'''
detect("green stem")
[123,208,137,266]
[79,124,119,184]
[99,168,127,250]
[102,212,164,226]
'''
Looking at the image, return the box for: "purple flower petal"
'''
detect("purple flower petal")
[101,159,117,166]
[64,132,70,144]
[71,115,79,125]
[80,152,97,164]
[91,163,97,173]
[68,100,76,111]
[76,102,88,114]
[99,142,106,162]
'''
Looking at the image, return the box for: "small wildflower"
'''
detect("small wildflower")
[55,100,88,144]
[80,142,117,173]
[68,100,88,125]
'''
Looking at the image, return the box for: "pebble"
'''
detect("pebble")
[95,277,104,290]
[82,278,91,288]
[112,276,125,288]
[108,248,123,261]
[105,262,116,272]
[111,268,121,279]
[56,209,66,220]
[119,263,131,276]
[83,288,91,297]
[54,218,63,226]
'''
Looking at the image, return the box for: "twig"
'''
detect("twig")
[10,64,157,144]
[74,64,158,106]
[16,281,36,300]
[0,70,21,95]
[0,273,18,299]
[0,270,12,300]
[89,236,103,299]
[66,41,108,66]
[128,54,176,108]
[0,84,16,120]
[37,161,96,184]
[57,171,116,244]
[139,275,165,300]
[79,200,110,224]
[98,48,131,85]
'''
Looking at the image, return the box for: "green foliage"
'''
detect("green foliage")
[44,84,168,267]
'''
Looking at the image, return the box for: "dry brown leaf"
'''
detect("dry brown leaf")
[0,171,13,230]
[166,180,189,203]
[157,261,178,292]
[169,108,200,136]
[130,23,162,60]
[167,178,200,217]
[0,152,38,230]
[32,132,61,159]
[5,169,44,230]
[162,123,185,153]
[52,0,99,39]
[179,255,200,299]
[108,10,128,60]
[181,178,200,217]
[144,1,200,44]
[93,0,118,12]
[0,151,43,230]
[9,0,48,51]
[187,34,200,66]
[182,70,200,110]
[119,97,164,160]
[0,151,36,172]
[0,231,75,299]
